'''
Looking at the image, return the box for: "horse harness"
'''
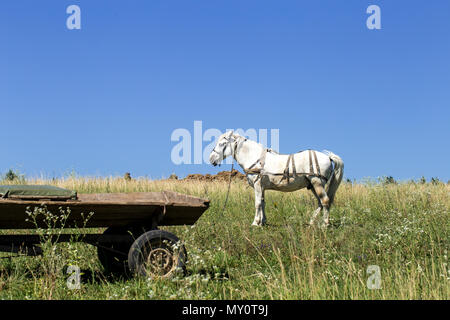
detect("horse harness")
[214,136,328,184]
[244,148,329,184]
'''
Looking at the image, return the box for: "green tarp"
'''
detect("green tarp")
[0,185,77,200]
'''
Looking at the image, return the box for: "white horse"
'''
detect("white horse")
[209,131,344,227]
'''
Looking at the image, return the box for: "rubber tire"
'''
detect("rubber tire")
[128,230,187,279]
[97,227,139,274]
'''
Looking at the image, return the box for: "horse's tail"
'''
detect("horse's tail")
[323,151,344,206]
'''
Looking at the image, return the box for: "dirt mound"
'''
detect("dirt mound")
[184,169,247,182]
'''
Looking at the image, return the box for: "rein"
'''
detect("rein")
[216,136,238,216]
[218,161,234,216]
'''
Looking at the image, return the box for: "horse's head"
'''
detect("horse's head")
[209,131,238,166]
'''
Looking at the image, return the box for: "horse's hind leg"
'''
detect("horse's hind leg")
[309,177,330,227]
[309,187,322,226]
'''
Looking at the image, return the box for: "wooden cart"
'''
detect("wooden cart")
[0,189,210,278]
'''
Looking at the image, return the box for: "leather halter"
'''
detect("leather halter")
[212,136,238,159]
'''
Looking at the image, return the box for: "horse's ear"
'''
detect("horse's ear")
[227,130,234,138]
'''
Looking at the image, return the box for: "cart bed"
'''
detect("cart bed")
[0,190,210,229]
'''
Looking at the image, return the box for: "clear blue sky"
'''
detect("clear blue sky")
[1,1,449,181]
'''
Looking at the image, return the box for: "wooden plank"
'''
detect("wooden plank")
[0,191,209,229]
[0,234,134,245]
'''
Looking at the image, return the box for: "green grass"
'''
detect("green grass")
[0,177,448,299]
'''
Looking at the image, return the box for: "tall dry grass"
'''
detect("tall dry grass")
[0,176,448,299]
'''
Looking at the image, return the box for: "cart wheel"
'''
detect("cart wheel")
[128,230,187,279]
[97,227,136,274]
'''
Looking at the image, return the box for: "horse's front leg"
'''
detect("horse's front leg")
[252,180,266,226]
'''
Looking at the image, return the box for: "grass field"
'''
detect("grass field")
[0,176,448,299]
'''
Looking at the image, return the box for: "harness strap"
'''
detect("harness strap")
[291,153,297,177]
[312,150,321,177]
[282,154,293,183]
[244,148,267,175]
[260,148,267,171]
[308,150,314,174]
